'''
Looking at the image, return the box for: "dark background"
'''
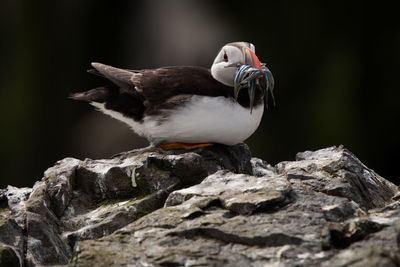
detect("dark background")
[1,0,399,188]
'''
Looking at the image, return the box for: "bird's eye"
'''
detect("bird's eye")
[223,51,228,62]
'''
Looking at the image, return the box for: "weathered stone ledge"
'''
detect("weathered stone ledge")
[0,144,399,266]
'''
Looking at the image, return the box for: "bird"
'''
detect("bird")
[71,42,274,150]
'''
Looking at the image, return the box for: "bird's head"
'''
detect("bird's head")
[211,42,275,112]
[211,42,262,87]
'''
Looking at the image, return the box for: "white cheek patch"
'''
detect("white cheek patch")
[211,45,244,86]
[210,64,236,87]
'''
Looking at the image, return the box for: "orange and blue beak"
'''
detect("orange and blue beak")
[234,47,275,113]
[244,47,263,71]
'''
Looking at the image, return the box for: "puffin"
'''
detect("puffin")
[71,42,274,150]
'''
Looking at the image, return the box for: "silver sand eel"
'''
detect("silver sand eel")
[228,63,275,113]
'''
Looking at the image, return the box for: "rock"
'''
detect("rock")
[0,245,20,267]
[323,247,400,267]
[327,218,387,249]
[277,145,397,210]
[0,144,399,266]
[165,170,292,215]
[0,144,251,266]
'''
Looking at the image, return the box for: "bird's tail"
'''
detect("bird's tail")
[71,62,145,121]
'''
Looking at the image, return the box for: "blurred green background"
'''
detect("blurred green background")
[1,0,399,187]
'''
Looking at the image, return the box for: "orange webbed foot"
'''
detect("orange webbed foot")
[156,142,213,150]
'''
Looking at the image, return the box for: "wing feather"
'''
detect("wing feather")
[78,63,233,121]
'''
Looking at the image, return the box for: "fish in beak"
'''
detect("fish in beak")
[233,47,275,113]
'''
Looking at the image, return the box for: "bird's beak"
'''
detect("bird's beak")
[233,47,263,112]
[244,47,263,113]
[244,47,262,71]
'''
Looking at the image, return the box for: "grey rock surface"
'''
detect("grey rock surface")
[0,144,399,266]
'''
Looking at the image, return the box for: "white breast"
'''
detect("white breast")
[144,95,264,145]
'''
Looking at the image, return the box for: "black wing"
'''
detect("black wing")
[71,63,233,121]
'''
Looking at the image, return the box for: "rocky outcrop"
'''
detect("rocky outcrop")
[0,144,399,266]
